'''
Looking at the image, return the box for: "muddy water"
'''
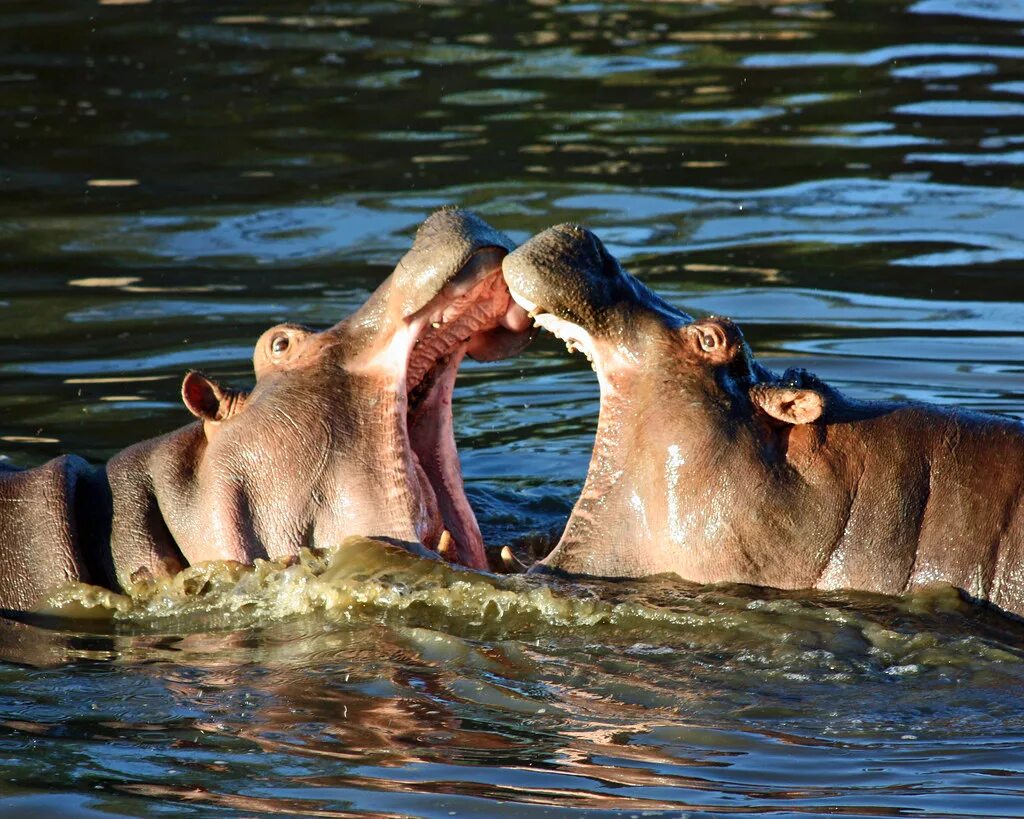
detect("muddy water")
[2,0,1024,815]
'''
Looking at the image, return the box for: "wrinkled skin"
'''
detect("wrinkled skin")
[105,208,532,591]
[503,224,1024,617]
[0,209,530,610]
[104,372,251,587]
[0,457,112,611]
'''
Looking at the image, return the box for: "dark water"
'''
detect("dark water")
[2,0,1024,815]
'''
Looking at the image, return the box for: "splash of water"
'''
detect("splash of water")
[35,537,1024,681]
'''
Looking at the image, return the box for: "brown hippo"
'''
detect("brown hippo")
[0,457,112,611]
[1,209,531,610]
[502,224,1024,617]
[105,207,532,589]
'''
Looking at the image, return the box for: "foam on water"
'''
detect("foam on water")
[37,538,1024,686]
[40,538,611,630]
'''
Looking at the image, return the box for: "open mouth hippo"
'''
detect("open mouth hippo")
[502,224,1024,618]
[0,209,531,610]
[105,208,532,586]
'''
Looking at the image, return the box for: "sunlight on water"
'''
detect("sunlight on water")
[3,0,1024,814]
[15,539,1024,816]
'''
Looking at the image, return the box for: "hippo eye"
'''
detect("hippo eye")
[699,332,718,352]
[271,334,290,355]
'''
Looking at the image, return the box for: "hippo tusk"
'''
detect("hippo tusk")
[437,529,454,559]
[500,546,527,572]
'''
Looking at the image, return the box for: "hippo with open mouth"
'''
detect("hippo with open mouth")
[503,224,1024,618]
[106,207,532,587]
[0,209,532,610]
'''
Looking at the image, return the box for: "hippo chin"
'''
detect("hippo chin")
[503,224,1024,618]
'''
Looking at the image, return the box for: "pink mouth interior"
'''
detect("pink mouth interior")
[404,269,530,570]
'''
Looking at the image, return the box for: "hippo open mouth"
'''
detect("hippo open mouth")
[500,224,696,574]
[398,257,531,570]
[504,291,598,372]
[501,224,688,399]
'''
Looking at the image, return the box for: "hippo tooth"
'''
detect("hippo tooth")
[437,529,453,558]
[431,321,442,329]
[500,545,526,572]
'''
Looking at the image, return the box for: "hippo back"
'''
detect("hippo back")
[0,455,113,611]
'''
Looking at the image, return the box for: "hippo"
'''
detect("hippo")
[502,224,1024,617]
[105,207,532,589]
[1,209,532,610]
[0,457,112,611]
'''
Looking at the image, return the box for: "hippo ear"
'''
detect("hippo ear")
[182,371,224,421]
[749,384,825,426]
[182,371,247,422]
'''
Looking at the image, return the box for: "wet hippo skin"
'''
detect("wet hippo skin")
[0,457,113,612]
[503,224,1024,617]
[0,209,532,610]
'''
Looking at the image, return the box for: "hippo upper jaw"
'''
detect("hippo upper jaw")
[508,287,601,375]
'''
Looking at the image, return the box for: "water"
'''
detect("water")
[2,0,1024,814]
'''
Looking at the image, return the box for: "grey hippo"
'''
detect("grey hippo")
[502,224,1024,618]
[0,209,532,610]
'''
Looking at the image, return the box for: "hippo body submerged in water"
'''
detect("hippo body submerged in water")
[503,225,1024,618]
[0,457,113,611]
[107,208,531,587]
[4,210,1023,620]
[0,209,532,610]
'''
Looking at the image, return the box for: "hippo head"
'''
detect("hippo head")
[502,224,826,578]
[188,209,532,571]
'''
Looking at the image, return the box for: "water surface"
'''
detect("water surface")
[2,0,1024,815]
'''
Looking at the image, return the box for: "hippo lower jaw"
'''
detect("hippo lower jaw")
[389,261,530,570]
[506,284,664,577]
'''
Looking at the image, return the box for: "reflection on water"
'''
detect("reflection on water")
[10,539,1024,817]
[2,0,1024,815]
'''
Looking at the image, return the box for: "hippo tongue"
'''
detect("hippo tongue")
[407,344,488,571]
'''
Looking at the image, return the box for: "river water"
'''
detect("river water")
[2,0,1024,815]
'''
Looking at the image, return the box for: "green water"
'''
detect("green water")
[2,0,1024,815]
